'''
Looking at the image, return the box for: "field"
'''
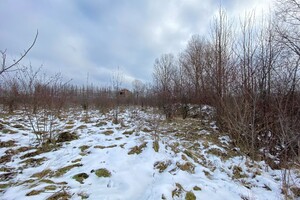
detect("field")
[0,107,299,200]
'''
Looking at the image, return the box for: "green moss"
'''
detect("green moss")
[185,191,196,200]
[95,168,111,178]
[128,142,147,155]
[73,173,89,184]
[153,140,159,152]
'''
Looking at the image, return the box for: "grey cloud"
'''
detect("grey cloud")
[0,0,273,88]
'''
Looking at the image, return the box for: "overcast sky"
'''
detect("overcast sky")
[0,0,273,88]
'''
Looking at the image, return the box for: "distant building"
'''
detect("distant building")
[119,89,131,97]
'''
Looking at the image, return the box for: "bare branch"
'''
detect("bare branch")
[0,30,38,75]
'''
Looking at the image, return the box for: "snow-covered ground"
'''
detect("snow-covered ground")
[0,108,299,200]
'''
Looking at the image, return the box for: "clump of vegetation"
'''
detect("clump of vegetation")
[39,179,55,184]
[44,185,57,191]
[154,160,171,173]
[46,190,71,200]
[176,162,195,174]
[128,142,148,155]
[79,145,90,152]
[232,166,247,179]
[203,170,212,179]
[95,168,111,178]
[206,148,227,158]
[0,140,16,147]
[94,145,117,149]
[153,140,159,152]
[78,191,89,199]
[122,130,134,135]
[0,154,12,164]
[76,125,88,130]
[2,128,17,134]
[72,173,89,184]
[56,131,78,142]
[291,186,300,198]
[0,183,11,190]
[20,157,47,168]
[95,121,107,127]
[54,163,83,177]
[26,189,44,196]
[71,158,82,163]
[31,169,53,179]
[102,130,114,135]
[193,186,201,191]
[185,191,196,200]
[172,183,184,198]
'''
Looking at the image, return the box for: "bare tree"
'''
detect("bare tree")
[179,35,208,103]
[0,30,38,76]
[153,53,177,120]
[132,79,145,107]
[112,67,124,123]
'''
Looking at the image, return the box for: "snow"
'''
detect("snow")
[0,108,299,200]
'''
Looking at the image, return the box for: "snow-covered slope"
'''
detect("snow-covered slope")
[0,108,299,200]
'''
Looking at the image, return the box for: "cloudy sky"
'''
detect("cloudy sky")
[0,0,273,88]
